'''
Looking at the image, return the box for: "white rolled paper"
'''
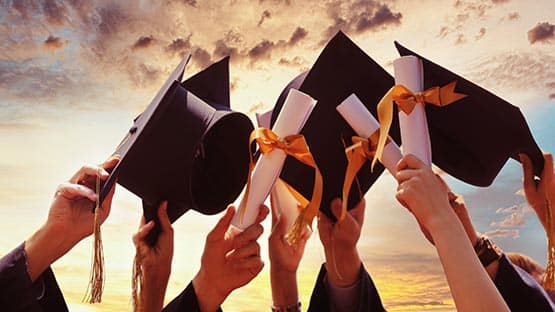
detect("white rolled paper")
[393,56,432,166]
[231,89,317,229]
[337,94,402,175]
[255,109,273,129]
[270,179,303,231]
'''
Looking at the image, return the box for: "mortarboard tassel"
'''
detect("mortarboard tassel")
[543,196,555,289]
[84,173,105,303]
[131,249,143,310]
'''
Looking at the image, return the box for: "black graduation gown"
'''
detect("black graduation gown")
[163,282,223,312]
[307,263,386,312]
[308,255,555,312]
[0,243,68,312]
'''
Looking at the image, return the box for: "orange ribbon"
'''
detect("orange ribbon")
[372,81,467,170]
[340,131,388,222]
[241,127,323,245]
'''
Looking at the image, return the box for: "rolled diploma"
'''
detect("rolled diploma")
[337,94,402,175]
[231,89,317,229]
[393,56,432,166]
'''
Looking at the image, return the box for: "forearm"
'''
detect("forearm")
[24,224,74,282]
[140,275,170,312]
[271,268,298,307]
[324,247,361,287]
[430,216,509,312]
[192,269,227,312]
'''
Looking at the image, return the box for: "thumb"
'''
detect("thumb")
[208,206,235,241]
[520,153,537,193]
[330,198,342,221]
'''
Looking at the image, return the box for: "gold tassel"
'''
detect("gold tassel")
[543,197,555,289]
[84,174,105,303]
[131,250,143,311]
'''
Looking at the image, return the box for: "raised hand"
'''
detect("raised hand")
[318,198,364,287]
[192,205,269,312]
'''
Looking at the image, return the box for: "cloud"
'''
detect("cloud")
[322,1,402,43]
[166,36,193,57]
[455,33,467,45]
[127,63,160,88]
[288,27,308,46]
[278,56,305,67]
[549,93,555,100]
[475,27,486,40]
[0,61,75,100]
[466,50,555,99]
[257,10,271,27]
[528,22,555,44]
[483,229,520,238]
[507,12,520,20]
[43,35,67,50]
[42,0,68,25]
[180,0,198,7]
[491,0,509,3]
[192,47,212,69]
[248,39,275,60]
[496,205,520,214]
[132,36,155,50]
[490,212,526,227]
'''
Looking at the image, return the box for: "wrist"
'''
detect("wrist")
[25,224,74,282]
[425,206,459,239]
[324,247,361,287]
[270,267,298,307]
[193,268,228,312]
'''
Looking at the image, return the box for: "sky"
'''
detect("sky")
[0,0,554,311]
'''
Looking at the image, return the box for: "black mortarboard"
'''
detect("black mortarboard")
[270,31,399,221]
[395,42,544,186]
[100,56,253,244]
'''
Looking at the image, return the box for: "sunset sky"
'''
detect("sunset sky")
[1,0,554,311]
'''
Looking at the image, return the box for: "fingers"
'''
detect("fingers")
[207,206,235,242]
[520,153,537,194]
[234,256,264,272]
[397,154,425,172]
[349,198,366,226]
[255,205,270,224]
[56,182,97,202]
[330,198,342,221]
[70,165,110,184]
[234,223,264,249]
[157,201,172,233]
[543,153,553,186]
[227,241,260,261]
[133,221,155,246]
[102,155,120,171]
[395,168,419,184]
[269,214,287,240]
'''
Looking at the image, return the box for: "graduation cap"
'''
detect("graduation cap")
[394,41,544,186]
[99,55,254,244]
[270,31,400,221]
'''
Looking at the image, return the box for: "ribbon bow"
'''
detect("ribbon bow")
[242,127,323,245]
[341,131,388,222]
[372,81,467,170]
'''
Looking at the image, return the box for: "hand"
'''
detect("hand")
[268,205,310,307]
[193,205,269,312]
[395,154,456,234]
[419,175,479,247]
[521,153,554,233]
[318,198,364,287]
[133,202,174,312]
[25,157,119,282]
[47,156,119,246]
[269,208,310,274]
